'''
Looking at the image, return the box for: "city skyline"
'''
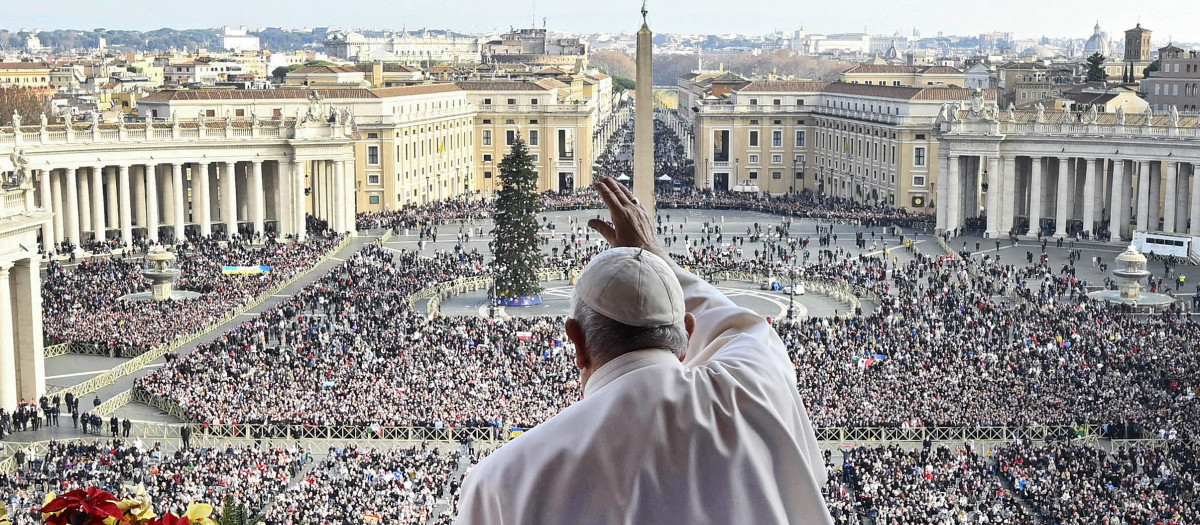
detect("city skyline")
[3,0,1196,44]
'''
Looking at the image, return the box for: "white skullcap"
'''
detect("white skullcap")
[572,247,685,327]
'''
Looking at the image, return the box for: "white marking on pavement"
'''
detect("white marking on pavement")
[47,363,163,380]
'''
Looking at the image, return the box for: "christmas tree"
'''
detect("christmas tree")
[490,134,544,303]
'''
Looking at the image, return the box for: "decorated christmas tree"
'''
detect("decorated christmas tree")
[489,134,545,304]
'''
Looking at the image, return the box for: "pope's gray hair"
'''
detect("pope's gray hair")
[571,299,687,364]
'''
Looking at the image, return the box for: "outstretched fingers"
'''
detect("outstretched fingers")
[587,218,617,244]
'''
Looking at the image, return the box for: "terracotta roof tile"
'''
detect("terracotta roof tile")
[0,62,52,70]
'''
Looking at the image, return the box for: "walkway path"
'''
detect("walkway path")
[2,234,379,444]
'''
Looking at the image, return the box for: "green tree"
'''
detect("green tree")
[1144,59,1160,79]
[612,75,636,92]
[489,135,544,302]
[1086,52,1107,82]
[271,66,291,82]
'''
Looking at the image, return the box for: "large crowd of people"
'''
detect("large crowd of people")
[995,441,1200,524]
[1,439,307,524]
[14,186,1200,523]
[266,445,468,525]
[41,230,344,356]
[839,443,1034,524]
[130,195,1200,441]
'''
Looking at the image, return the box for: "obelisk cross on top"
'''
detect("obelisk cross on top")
[633,0,656,215]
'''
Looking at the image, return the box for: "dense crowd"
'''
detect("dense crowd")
[26,191,1200,523]
[135,245,578,429]
[841,443,1033,524]
[996,441,1200,524]
[1,439,307,524]
[42,232,344,356]
[266,445,467,525]
[130,201,1200,444]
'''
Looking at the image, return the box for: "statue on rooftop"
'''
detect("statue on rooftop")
[1034,102,1045,123]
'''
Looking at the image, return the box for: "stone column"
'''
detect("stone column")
[1163,162,1178,233]
[1149,162,1162,230]
[118,165,133,246]
[78,170,92,235]
[947,155,960,232]
[91,166,105,244]
[50,171,65,246]
[293,159,307,241]
[223,161,238,237]
[39,171,56,250]
[985,156,1000,238]
[333,160,346,232]
[1082,158,1097,236]
[1175,165,1189,233]
[1191,163,1200,236]
[1136,162,1151,231]
[105,167,118,228]
[65,167,81,250]
[11,259,44,402]
[1027,157,1046,237]
[145,164,159,243]
[1054,157,1070,237]
[161,166,174,236]
[936,155,949,232]
[195,163,212,237]
[1000,156,1017,235]
[250,160,265,237]
[172,164,186,241]
[0,263,16,411]
[133,165,147,229]
[1108,160,1125,239]
[634,21,656,213]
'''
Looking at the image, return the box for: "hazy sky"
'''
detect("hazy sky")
[3,0,1195,43]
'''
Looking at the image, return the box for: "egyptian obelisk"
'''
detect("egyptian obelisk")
[633,2,655,214]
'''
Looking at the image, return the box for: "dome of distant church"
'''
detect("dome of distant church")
[1084,21,1110,55]
[1021,44,1057,59]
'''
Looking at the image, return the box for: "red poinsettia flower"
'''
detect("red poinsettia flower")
[38,488,124,525]
[144,513,191,525]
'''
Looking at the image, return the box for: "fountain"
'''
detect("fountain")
[1086,244,1177,310]
[120,246,201,302]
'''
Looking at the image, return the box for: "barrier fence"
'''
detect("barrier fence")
[48,234,354,399]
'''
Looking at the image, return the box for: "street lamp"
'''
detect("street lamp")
[786,264,796,321]
[792,159,807,196]
[846,168,856,204]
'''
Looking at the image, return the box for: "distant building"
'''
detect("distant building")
[840,64,966,88]
[0,62,53,88]
[1062,83,1148,113]
[691,80,993,209]
[963,63,995,89]
[220,27,261,52]
[482,28,588,72]
[811,33,870,55]
[283,65,368,88]
[1121,23,1155,80]
[1143,43,1200,112]
[325,30,481,65]
[1083,21,1114,58]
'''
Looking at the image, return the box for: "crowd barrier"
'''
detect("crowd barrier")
[49,234,354,399]
[413,269,572,316]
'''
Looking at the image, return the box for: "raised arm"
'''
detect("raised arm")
[587,178,790,370]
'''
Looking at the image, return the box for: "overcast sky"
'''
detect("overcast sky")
[3,0,1195,43]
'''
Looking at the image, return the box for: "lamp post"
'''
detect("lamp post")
[787,264,796,321]
[846,168,856,204]
[792,160,807,196]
